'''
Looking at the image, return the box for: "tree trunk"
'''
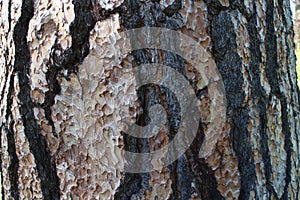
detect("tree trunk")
[0,0,299,199]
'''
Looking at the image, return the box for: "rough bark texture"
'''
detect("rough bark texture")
[0,0,299,200]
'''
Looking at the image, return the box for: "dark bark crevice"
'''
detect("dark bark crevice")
[207,8,256,199]
[0,127,4,200]
[115,0,226,198]
[114,173,150,200]
[43,0,121,137]
[228,0,255,20]
[278,2,297,199]
[1,122,20,199]
[116,0,185,197]
[281,100,292,200]
[168,155,192,200]
[4,123,20,200]
[246,10,272,194]
[8,0,12,32]
[265,1,294,199]
[0,0,12,102]
[1,0,23,199]
[43,0,97,138]
[265,0,281,96]
[3,64,17,200]
[185,123,223,200]
[12,0,60,199]
[245,2,272,199]
[0,49,10,104]
[259,98,278,199]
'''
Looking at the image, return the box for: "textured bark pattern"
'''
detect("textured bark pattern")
[0,0,299,200]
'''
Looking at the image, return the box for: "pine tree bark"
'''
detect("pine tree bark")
[0,0,299,199]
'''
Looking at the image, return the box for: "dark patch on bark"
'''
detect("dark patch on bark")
[281,101,292,200]
[43,0,121,137]
[116,52,185,197]
[244,2,274,199]
[12,0,60,199]
[277,2,295,200]
[122,83,181,153]
[204,0,228,20]
[1,0,13,111]
[116,0,187,197]
[0,0,12,106]
[3,26,19,200]
[0,127,4,200]
[163,0,181,17]
[259,101,277,198]
[116,0,224,198]
[265,1,294,199]
[257,103,278,197]
[0,49,10,104]
[265,0,281,96]
[8,0,12,32]
[4,124,20,200]
[208,9,255,199]
[286,33,300,200]
[228,0,254,19]
[43,0,97,137]
[185,121,223,200]
[281,12,294,200]
[168,155,192,200]
[114,173,150,200]
[1,122,20,199]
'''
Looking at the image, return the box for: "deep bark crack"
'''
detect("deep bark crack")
[12,0,60,199]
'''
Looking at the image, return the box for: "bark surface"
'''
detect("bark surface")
[0,0,299,199]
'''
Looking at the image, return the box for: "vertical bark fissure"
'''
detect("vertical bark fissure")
[5,124,20,200]
[285,32,299,180]
[265,1,293,199]
[43,0,97,137]
[115,1,160,197]
[0,127,3,200]
[0,49,10,104]
[264,0,281,198]
[286,39,300,200]
[115,0,204,197]
[244,2,271,199]
[281,101,292,200]
[172,155,193,200]
[279,2,297,199]
[12,0,60,199]
[168,161,179,199]
[185,126,223,200]
[42,42,62,138]
[258,101,276,198]
[2,1,20,197]
[265,0,281,95]
[43,0,120,137]
[8,0,11,32]
[3,73,18,200]
[2,0,13,120]
[207,9,255,199]
[0,0,12,102]
[0,1,13,197]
